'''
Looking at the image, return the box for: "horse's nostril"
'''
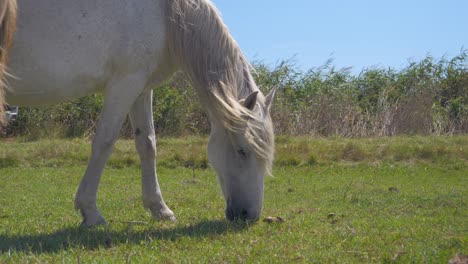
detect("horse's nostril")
[241,209,248,219]
[226,206,259,222]
[225,208,235,221]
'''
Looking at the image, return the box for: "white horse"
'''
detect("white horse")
[4,0,275,226]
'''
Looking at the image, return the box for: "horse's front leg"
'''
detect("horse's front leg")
[74,73,146,226]
[129,90,175,221]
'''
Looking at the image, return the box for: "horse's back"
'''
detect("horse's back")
[6,0,168,106]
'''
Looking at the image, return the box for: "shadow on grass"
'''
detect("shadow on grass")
[0,220,249,254]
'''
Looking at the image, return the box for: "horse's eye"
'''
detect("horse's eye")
[237,148,247,159]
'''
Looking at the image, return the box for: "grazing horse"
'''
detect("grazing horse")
[0,0,16,125]
[4,0,275,226]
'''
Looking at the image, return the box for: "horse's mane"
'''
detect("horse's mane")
[165,0,274,174]
[0,0,16,125]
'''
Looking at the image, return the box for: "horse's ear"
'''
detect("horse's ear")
[241,91,259,111]
[264,88,276,112]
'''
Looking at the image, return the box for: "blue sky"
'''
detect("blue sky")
[212,0,468,72]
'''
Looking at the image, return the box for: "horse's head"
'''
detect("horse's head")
[208,88,275,222]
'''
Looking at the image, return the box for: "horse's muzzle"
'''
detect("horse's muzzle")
[225,206,260,222]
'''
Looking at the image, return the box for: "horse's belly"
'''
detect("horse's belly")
[6,33,110,106]
[5,73,106,106]
[6,36,109,106]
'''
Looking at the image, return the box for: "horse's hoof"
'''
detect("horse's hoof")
[166,215,177,222]
[152,209,176,222]
[154,215,176,222]
[80,214,107,227]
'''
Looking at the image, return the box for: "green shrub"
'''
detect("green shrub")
[3,51,467,138]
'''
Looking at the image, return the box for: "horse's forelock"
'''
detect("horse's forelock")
[210,77,274,175]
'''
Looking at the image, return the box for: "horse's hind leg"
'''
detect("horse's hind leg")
[74,73,147,226]
[129,90,175,221]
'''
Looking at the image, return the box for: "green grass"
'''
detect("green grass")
[0,136,467,263]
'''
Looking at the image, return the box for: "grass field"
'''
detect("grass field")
[0,136,467,263]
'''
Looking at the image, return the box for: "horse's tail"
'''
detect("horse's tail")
[0,0,16,125]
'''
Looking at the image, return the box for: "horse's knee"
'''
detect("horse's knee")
[135,130,156,157]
